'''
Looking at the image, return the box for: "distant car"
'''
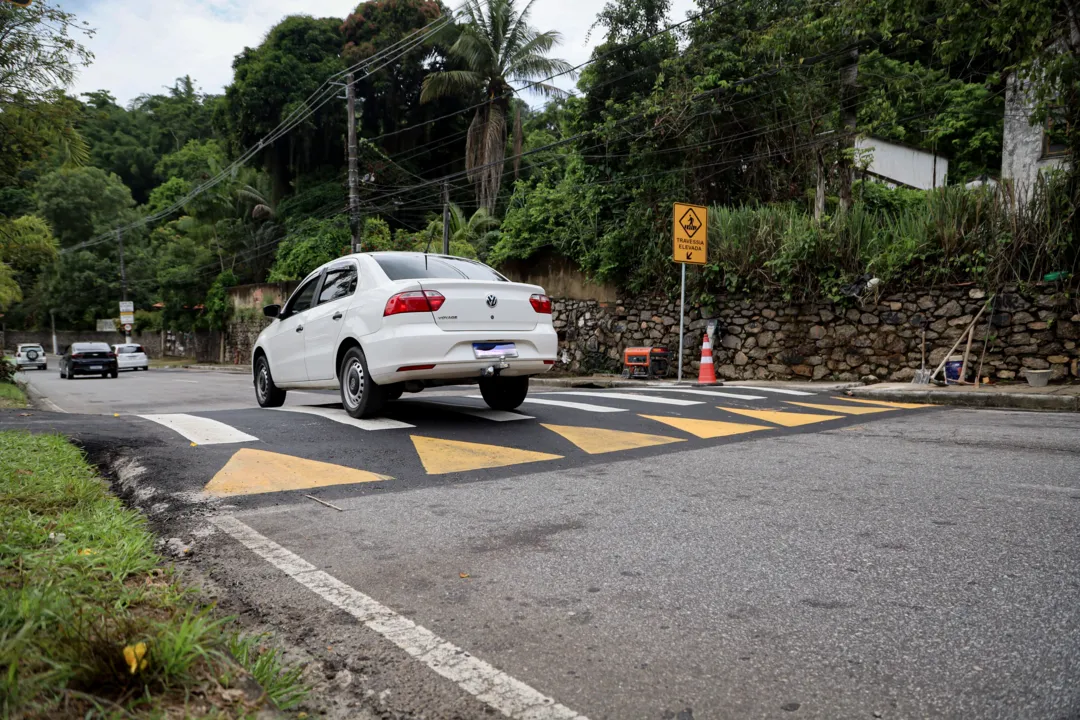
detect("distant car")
[252,252,557,418]
[14,343,47,371]
[112,344,149,371]
[59,342,118,379]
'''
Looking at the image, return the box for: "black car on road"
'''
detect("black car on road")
[59,342,119,379]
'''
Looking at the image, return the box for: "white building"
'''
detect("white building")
[1002,74,1070,206]
[854,136,949,190]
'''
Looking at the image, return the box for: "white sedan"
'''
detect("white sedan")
[252,252,558,418]
[112,344,150,371]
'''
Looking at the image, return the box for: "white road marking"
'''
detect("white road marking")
[274,405,414,430]
[636,388,766,400]
[722,386,816,396]
[137,414,259,444]
[536,391,702,406]
[173,380,200,384]
[476,396,628,413]
[211,516,587,720]
[403,398,533,422]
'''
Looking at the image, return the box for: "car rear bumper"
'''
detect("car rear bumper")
[117,359,148,369]
[15,361,46,369]
[68,362,118,375]
[363,325,558,385]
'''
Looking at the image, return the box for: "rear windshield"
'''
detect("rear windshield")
[72,343,111,353]
[116,345,144,354]
[373,255,507,282]
[19,345,43,350]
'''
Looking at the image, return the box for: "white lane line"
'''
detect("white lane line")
[635,388,766,400]
[473,396,628,414]
[274,405,414,430]
[211,516,587,720]
[536,391,703,406]
[138,414,259,444]
[403,398,533,422]
[173,380,199,384]
[722,386,816,396]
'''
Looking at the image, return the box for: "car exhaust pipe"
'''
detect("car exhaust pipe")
[481,366,496,378]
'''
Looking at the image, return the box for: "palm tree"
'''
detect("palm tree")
[420,0,573,210]
[425,204,502,258]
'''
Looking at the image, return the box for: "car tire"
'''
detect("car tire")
[339,346,386,419]
[59,366,66,379]
[479,375,530,411]
[110,370,118,378]
[254,355,286,408]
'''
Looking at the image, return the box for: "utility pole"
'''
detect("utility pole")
[117,229,130,343]
[345,72,362,253]
[441,181,450,255]
[50,309,57,356]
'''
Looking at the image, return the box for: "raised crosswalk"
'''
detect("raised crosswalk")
[535,391,703,406]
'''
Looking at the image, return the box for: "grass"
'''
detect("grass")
[0,382,26,409]
[149,357,196,369]
[0,431,309,718]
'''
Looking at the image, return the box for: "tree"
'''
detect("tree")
[420,0,573,210]
[219,15,347,201]
[425,203,500,258]
[34,166,136,247]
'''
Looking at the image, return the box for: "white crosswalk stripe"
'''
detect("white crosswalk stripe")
[403,398,533,422]
[721,386,817,396]
[138,413,259,445]
[536,391,702,406]
[636,388,766,400]
[500,396,628,413]
[274,405,414,430]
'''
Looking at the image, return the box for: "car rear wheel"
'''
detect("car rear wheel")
[110,370,119,378]
[59,366,67,379]
[255,355,286,408]
[479,375,529,411]
[339,347,386,419]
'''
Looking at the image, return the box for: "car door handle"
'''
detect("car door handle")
[295,325,304,333]
[332,312,343,321]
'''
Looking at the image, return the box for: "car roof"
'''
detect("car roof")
[72,342,110,349]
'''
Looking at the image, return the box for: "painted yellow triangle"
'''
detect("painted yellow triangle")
[541,424,684,454]
[718,407,843,427]
[411,436,561,474]
[640,415,771,439]
[786,401,894,415]
[829,396,935,409]
[205,448,391,497]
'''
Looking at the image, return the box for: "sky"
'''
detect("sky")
[60,0,697,106]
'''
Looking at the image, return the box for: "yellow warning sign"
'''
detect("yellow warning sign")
[673,202,708,264]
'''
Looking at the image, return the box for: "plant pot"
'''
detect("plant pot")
[1024,369,1051,388]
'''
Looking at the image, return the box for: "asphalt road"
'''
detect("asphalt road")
[5,367,1079,719]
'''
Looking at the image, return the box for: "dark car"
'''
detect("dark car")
[59,342,119,379]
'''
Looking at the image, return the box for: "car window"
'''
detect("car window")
[317,265,358,305]
[373,254,507,282]
[284,275,321,316]
[116,345,143,354]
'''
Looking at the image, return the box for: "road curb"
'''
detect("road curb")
[845,386,1080,412]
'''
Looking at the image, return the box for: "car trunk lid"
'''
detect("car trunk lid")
[418,280,541,332]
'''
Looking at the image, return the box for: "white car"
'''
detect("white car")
[14,343,47,371]
[112,344,150,371]
[252,252,557,418]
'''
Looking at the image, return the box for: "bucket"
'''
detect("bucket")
[944,355,964,384]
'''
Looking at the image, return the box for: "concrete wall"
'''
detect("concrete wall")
[1002,74,1070,206]
[499,250,618,302]
[856,136,948,189]
[229,281,298,311]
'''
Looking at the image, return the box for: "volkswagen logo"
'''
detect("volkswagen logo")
[486,294,498,308]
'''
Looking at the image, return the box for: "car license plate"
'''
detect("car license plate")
[473,342,518,359]
[88,365,102,370]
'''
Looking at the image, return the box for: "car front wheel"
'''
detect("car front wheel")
[254,355,286,408]
[339,347,386,419]
[479,375,529,411]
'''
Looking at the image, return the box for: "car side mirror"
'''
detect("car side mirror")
[264,304,281,319]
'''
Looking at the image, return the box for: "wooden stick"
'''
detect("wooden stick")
[959,322,976,383]
[304,494,344,511]
[974,302,995,387]
[929,303,987,381]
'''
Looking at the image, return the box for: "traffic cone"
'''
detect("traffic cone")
[697,332,717,384]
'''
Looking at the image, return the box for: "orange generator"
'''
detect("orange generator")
[621,346,671,379]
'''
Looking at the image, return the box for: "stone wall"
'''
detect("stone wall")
[554,286,1080,382]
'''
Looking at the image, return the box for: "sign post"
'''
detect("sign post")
[119,301,135,343]
[672,203,708,382]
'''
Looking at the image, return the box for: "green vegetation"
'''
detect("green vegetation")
[0,380,26,409]
[0,431,308,716]
[0,0,1076,330]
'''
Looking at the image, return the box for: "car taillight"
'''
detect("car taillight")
[107,352,116,359]
[383,290,445,316]
[72,353,84,359]
[530,294,552,314]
